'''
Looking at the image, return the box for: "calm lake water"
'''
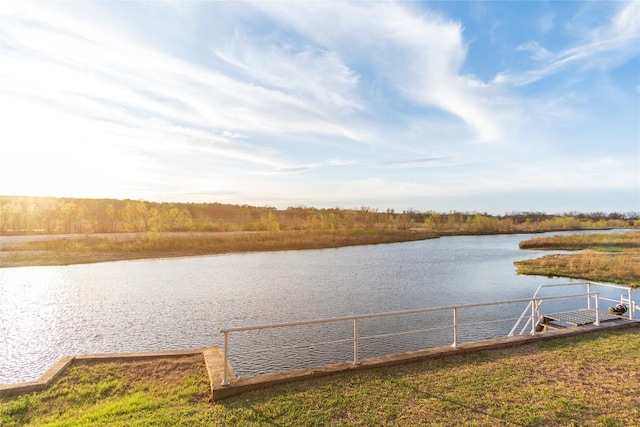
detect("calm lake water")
[0,230,632,384]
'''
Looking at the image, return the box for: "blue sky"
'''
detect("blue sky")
[1,1,638,214]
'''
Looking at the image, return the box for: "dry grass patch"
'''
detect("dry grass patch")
[519,231,640,251]
[515,250,640,286]
[516,232,640,287]
[0,230,437,268]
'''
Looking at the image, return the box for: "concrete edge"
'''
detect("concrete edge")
[0,349,208,397]
[210,320,640,401]
[204,347,236,398]
[0,357,74,397]
[73,349,203,364]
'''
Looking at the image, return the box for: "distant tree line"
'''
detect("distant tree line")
[0,196,638,235]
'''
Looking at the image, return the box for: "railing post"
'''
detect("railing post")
[222,331,230,386]
[452,307,459,349]
[594,293,600,326]
[531,299,537,335]
[629,288,634,320]
[587,282,592,310]
[353,318,360,365]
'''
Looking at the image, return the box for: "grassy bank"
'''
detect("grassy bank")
[2,329,638,426]
[518,231,640,251]
[515,231,640,287]
[0,229,437,268]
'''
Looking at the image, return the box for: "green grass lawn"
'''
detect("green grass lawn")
[2,329,639,426]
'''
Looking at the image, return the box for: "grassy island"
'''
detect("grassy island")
[515,231,640,287]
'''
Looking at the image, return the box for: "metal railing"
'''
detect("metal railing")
[509,281,637,336]
[219,289,614,386]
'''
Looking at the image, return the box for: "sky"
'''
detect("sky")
[1,1,639,215]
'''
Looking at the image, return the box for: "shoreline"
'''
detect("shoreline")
[0,229,437,268]
[1,228,631,269]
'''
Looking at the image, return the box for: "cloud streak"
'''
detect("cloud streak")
[498,2,640,85]
[251,1,506,142]
[1,2,367,169]
[378,157,461,169]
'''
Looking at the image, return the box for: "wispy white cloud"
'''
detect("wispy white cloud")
[327,155,639,205]
[517,41,552,60]
[251,1,506,142]
[255,154,463,176]
[253,159,358,176]
[212,40,361,115]
[497,2,640,85]
[1,2,368,172]
[254,165,318,175]
[378,157,461,169]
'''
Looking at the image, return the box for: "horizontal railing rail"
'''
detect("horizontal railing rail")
[220,291,605,386]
